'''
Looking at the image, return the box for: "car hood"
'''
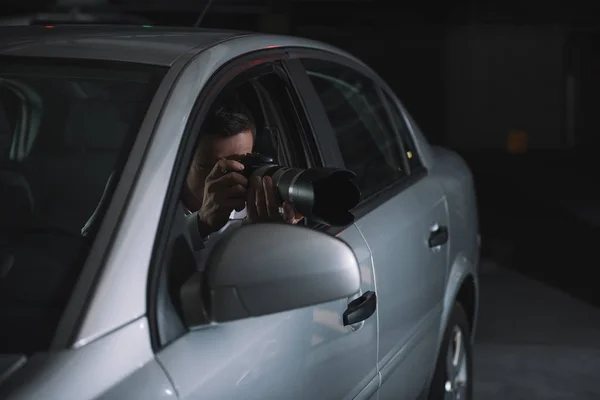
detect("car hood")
[0,354,27,385]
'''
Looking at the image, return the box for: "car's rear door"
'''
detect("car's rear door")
[294,53,448,399]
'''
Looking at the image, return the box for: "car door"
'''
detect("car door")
[297,56,448,399]
[148,48,379,400]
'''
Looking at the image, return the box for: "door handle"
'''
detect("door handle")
[428,225,449,248]
[343,291,377,326]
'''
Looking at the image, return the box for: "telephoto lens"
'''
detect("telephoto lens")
[235,153,360,227]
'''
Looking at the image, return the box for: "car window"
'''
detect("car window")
[151,61,316,347]
[0,60,164,355]
[301,58,406,201]
[382,91,423,171]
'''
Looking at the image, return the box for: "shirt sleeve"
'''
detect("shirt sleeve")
[184,210,244,271]
[185,210,207,251]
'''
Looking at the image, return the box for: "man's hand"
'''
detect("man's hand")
[245,176,304,225]
[197,159,248,237]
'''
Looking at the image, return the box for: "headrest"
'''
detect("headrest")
[0,170,34,232]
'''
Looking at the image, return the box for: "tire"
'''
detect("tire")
[427,303,473,400]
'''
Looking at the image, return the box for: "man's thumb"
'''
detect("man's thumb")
[282,201,295,223]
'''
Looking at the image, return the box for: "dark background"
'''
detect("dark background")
[4,0,600,306]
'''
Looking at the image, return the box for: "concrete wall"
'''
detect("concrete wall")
[444,25,566,150]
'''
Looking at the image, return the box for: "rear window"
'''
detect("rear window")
[0,59,165,354]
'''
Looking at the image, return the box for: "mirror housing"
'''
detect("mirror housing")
[203,223,360,323]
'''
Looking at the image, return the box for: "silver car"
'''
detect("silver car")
[0,26,479,400]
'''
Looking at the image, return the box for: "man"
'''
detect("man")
[181,100,302,258]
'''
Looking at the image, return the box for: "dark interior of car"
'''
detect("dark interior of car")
[0,73,148,354]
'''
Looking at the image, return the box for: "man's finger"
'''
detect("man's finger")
[222,184,247,199]
[263,176,280,219]
[283,201,296,223]
[207,159,245,180]
[253,177,267,218]
[246,185,258,221]
[212,171,248,189]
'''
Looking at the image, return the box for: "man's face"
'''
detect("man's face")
[191,129,254,191]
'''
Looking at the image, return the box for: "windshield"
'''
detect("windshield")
[0,59,164,354]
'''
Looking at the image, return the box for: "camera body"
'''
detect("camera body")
[234,153,276,179]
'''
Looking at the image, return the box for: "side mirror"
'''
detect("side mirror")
[203,223,360,323]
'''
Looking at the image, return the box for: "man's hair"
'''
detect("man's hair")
[201,99,256,139]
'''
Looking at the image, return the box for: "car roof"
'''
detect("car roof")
[0,25,250,66]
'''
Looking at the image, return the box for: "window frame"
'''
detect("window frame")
[250,68,316,168]
[288,50,429,223]
[380,88,425,174]
[284,58,344,169]
[146,49,320,351]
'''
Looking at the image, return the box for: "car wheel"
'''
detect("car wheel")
[428,303,473,400]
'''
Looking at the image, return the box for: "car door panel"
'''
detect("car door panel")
[294,55,449,398]
[376,304,441,400]
[356,175,448,399]
[306,223,379,400]
[156,223,377,400]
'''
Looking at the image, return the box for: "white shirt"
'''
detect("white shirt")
[184,207,246,270]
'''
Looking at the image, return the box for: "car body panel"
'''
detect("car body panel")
[0,26,244,66]
[0,27,365,68]
[430,146,480,345]
[0,318,175,400]
[354,175,449,400]
[377,90,479,397]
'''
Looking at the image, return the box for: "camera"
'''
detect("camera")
[234,153,360,227]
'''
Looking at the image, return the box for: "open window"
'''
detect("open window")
[209,63,313,170]
[148,57,315,349]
